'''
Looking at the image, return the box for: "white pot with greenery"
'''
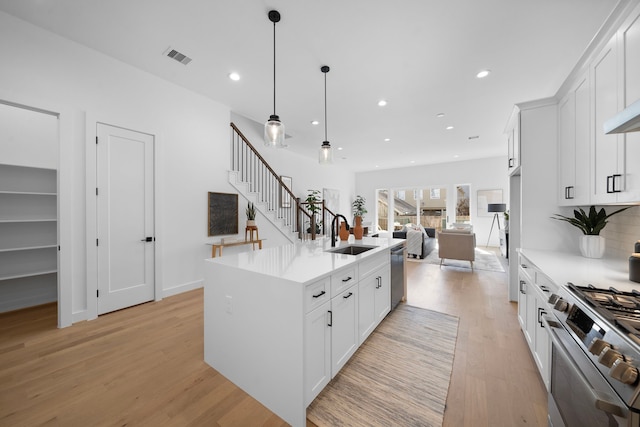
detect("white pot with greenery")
[246,202,257,227]
[551,206,631,259]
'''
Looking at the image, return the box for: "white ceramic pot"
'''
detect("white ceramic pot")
[247,219,256,227]
[579,235,605,258]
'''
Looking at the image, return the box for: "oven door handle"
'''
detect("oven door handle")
[542,315,629,419]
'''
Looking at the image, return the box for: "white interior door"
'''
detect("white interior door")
[96,123,154,315]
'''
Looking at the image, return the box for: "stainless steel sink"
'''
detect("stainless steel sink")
[326,245,377,255]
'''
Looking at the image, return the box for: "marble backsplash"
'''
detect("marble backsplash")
[600,206,640,258]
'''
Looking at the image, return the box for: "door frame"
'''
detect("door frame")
[85,113,163,321]
[0,95,73,328]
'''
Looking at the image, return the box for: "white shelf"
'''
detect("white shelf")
[0,269,57,282]
[0,191,57,196]
[0,245,57,253]
[0,218,57,223]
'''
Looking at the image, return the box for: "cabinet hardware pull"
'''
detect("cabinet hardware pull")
[520,264,528,269]
[540,285,549,292]
[565,186,574,199]
[327,310,332,327]
[538,308,546,328]
[607,175,613,193]
[312,290,326,298]
[613,174,622,193]
[343,292,353,299]
[508,158,514,168]
[342,277,352,282]
[519,280,526,294]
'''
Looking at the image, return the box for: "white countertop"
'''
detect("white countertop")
[519,248,639,293]
[205,236,405,284]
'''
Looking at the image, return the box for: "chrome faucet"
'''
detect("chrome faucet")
[331,214,350,247]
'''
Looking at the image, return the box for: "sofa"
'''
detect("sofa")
[392,225,436,259]
[437,229,476,270]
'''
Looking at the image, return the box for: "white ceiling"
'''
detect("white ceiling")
[0,0,623,172]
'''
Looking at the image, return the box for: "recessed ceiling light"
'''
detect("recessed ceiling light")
[378,100,387,107]
[311,120,319,125]
[436,113,445,118]
[337,147,343,151]
[453,154,460,158]
[229,72,240,81]
[476,70,490,79]
[410,160,415,164]
[446,126,454,130]
[384,138,391,142]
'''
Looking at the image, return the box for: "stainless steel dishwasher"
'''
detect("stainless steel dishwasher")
[390,245,405,309]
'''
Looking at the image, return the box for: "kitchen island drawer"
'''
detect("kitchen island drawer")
[331,267,357,296]
[305,277,331,313]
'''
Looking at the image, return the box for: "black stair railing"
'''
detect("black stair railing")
[231,123,322,240]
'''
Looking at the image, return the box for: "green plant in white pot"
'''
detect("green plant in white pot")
[551,205,631,258]
[246,202,257,227]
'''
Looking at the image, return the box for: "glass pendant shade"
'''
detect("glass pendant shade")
[319,141,333,164]
[264,114,285,147]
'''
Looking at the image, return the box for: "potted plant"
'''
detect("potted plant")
[503,210,509,232]
[305,189,322,235]
[352,195,368,239]
[551,205,631,258]
[246,202,257,227]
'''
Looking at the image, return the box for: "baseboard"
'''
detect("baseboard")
[72,309,88,324]
[163,279,203,298]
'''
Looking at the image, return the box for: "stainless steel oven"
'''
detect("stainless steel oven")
[545,284,640,427]
[544,315,632,426]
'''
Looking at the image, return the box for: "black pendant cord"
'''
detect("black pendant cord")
[272,20,276,117]
[324,71,328,141]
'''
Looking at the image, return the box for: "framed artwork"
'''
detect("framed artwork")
[208,192,238,236]
[281,176,292,208]
[477,189,503,217]
[323,188,340,215]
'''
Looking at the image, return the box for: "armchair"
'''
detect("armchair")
[437,230,476,271]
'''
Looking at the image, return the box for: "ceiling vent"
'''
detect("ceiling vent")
[164,47,192,65]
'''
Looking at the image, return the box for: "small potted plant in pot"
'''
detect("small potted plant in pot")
[551,205,631,258]
[352,195,368,239]
[305,189,322,236]
[246,202,257,227]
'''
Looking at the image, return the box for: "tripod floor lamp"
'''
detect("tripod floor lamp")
[486,203,506,247]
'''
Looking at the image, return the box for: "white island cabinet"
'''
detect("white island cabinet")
[203,236,404,427]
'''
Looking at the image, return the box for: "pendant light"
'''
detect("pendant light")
[264,10,286,148]
[319,65,333,164]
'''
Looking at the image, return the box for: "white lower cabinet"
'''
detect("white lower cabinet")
[330,284,359,377]
[304,301,331,406]
[518,253,554,391]
[358,264,390,344]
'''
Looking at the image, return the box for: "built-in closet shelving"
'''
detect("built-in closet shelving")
[0,163,58,312]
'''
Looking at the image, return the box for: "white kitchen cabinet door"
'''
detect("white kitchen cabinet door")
[506,109,521,175]
[331,285,359,378]
[304,301,331,406]
[591,35,623,204]
[374,265,391,323]
[558,92,576,206]
[574,76,591,206]
[618,8,640,203]
[533,292,551,391]
[517,275,528,334]
[358,272,377,345]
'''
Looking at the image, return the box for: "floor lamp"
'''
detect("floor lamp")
[486,203,506,247]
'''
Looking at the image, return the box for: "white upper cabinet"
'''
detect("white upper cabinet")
[619,9,640,203]
[558,73,591,206]
[506,107,521,175]
[591,34,622,204]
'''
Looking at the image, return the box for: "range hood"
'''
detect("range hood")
[604,98,640,134]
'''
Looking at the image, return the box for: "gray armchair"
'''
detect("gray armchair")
[437,230,476,271]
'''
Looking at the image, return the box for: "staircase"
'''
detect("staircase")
[229,123,331,243]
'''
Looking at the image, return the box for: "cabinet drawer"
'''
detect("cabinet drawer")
[305,277,331,313]
[358,252,389,280]
[331,267,357,296]
[536,273,556,300]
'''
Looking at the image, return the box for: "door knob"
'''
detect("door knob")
[140,237,154,242]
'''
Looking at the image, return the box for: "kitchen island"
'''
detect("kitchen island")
[203,236,405,427]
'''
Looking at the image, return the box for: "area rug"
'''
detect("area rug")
[408,246,505,272]
[307,304,459,427]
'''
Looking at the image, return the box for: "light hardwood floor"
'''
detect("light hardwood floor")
[0,250,547,427]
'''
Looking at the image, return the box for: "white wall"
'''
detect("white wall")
[0,11,356,325]
[355,156,508,246]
